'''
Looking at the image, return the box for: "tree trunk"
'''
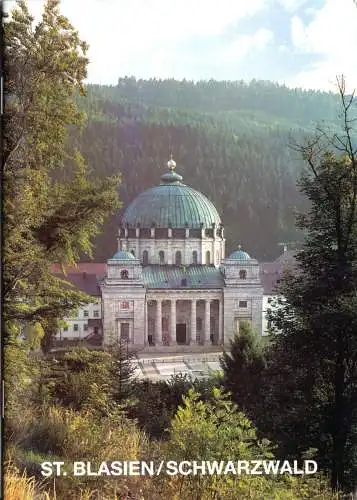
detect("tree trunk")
[331,352,347,491]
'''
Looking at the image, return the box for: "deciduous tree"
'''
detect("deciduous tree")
[267,77,357,492]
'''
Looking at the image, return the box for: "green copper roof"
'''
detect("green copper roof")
[142,265,224,289]
[111,250,135,260]
[122,159,221,229]
[229,249,251,260]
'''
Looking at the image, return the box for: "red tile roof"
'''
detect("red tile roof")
[54,273,101,297]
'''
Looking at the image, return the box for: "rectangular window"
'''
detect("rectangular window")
[121,301,130,309]
[73,324,79,332]
[196,317,203,330]
[239,300,248,308]
[63,326,68,332]
[83,324,88,331]
[93,310,99,317]
[120,322,130,341]
[83,310,89,317]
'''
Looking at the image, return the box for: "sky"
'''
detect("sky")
[4,0,357,91]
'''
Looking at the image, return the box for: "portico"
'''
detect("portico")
[146,293,223,347]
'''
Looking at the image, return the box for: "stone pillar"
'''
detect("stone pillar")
[145,300,149,345]
[204,299,211,345]
[218,300,223,345]
[170,299,177,345]
[155,299,162,345]
[190,299,197,345]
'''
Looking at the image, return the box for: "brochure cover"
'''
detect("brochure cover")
[2,1,357,498]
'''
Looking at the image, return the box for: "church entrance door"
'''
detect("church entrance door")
[176,323,186,344]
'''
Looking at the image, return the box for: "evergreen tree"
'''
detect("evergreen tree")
[266,77,357,492]
[220,321,266,417]
[108,338,137,403]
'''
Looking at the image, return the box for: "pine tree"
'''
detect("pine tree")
[108,338,137,403]
[220,321,266,417]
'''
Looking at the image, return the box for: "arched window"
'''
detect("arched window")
[175,251,182,266]
[142,250,149,266]
[205,250,211,265]
[192,250,198,265]
[239,269,247,279]
[120,269,129,279]
[159,250,165,264]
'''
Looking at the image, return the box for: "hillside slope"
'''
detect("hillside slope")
[74,78,345,261]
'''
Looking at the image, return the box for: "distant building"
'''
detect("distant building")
[54,272,102,342]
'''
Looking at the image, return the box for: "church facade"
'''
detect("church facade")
[100,157,263,349]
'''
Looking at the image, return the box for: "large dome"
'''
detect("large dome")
[122,159,221,229]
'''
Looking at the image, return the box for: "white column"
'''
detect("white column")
[156,299,162,345]
[204,299,211,345]
[145,300,149,345]
[218,300,223,345]
[170,299,177,345]
[190,299,197,345]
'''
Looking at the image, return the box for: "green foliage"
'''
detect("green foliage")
[221,321,266,417]
[154,388,332,499]
[128,374,222,439]
[43,349,115,413]
[107,339,138,403]
[266,82,357,491]
[4,0,120,328]
[7,404,148,498]
[4,0,121,417]
[168,388,271,460]
[39,346,136,414]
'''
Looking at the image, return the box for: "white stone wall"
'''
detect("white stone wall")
[56,300,101,340]
[123,236,225,267]
[101,286,146,346]
[223,287,263,344]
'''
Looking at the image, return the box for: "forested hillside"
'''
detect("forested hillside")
[75,78,344,261]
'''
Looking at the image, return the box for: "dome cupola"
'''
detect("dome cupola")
[228,246,251,260]
[122,156,221,229]
[111,250,135,260]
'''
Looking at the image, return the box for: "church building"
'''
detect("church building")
[100,157,263,349]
